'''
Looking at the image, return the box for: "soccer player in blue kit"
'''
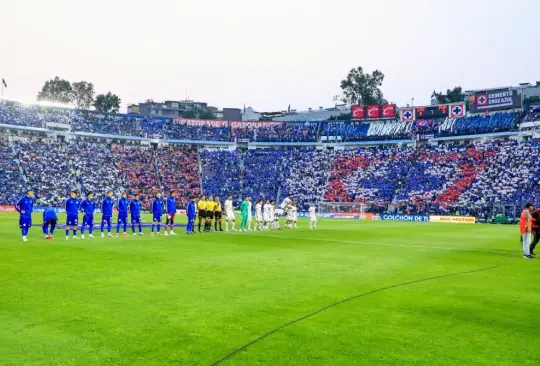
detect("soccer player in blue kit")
[186,196,196,235]
[116,192,129,237]
[164,191,177,236]
[151,192,164,236]
[65,190,80,240]
[80,192,96,239]
[42,206,58,240]
[129,193,144,236]
[101,191,114,238]
[15,189,35,242]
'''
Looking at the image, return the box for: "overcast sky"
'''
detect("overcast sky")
[0,0,538,112]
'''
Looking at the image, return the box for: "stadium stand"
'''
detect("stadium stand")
[437,112,519,137]
[2,98,540,219]
[0,136,25,205]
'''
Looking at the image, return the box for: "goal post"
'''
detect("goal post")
[318,202,365,219]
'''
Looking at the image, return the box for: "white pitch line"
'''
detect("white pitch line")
[240,232,510,255]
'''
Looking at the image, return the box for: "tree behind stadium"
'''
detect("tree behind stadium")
[340,66,385,105]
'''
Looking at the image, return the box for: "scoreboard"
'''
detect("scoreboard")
[415,105,449,119]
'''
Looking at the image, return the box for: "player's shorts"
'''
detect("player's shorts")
[166,212,176,223]
[256,214,263,222]
[117,215,128,224]
[207,211,214,220]
[226,211,235,221]
[43,218,57,227]
[19,217,32,229]
[215,211,222,220]
[66,214,79,226]
[153,214,162,223]
[82,214,94,226]
[198,210,207,219]
[310,215,318,222]
[263,214,271,222]
[101,215,112,225]
[131,215,141,224]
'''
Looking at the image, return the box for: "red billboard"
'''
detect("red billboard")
[351,104,395,120]
[381,104,396,118]
[366,105,380,119]
[351,105,365,119]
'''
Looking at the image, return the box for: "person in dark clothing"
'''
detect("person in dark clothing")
[530,206,540,257]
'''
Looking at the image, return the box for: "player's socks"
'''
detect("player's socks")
[101,232,105,238]
[73,229,77,237]
[151,224,155,233]
[157,224,161,233]
[100,223,105,233]
[198,222,202,232]
[139,224,143,233]
[43,226,49,236]
[132,224,136,234]
[225,222,229,231]
[65,229,69,237]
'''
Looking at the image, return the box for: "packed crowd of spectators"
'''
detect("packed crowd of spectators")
[4,130,540,218]
[252,122,319,142]
[114,144,200,208]
[523,105,540,123]
[15,137,76,206]
[282,149,334,209]
[164,122,230,141]
[437,112,518,137]
[68,141,123,203]
[0,101,43,128]
[200,149,242,202]
[0,136,24,205]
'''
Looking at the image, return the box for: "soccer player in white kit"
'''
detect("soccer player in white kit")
[291,203,298,229]
[280,194,293,212]
[286,204,294,229]
[224,195,237,232]
[309,203,318,229]
[263,200,271,230]
[255,199,263,231]
[247,197,253,231]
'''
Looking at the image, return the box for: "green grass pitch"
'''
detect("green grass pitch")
[1,212,539,365]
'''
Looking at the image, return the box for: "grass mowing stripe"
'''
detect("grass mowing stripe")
[242,232,511,255]
[211,251,512,365]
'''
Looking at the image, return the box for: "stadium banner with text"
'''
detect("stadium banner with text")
[327,212,373,220]
[33,206,66,213]
[0,205,17,213]
[468,89,521,113]
[351,104,396,120]
[378,214,429,222]
[230,121,284,129]
[430,216,476,224]
[173,118,229,127]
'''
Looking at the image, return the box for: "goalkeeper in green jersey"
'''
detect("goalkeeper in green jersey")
[240,196,251,232]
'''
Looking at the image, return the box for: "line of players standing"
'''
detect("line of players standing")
[14,190,317,242]
[15,189,181,241]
